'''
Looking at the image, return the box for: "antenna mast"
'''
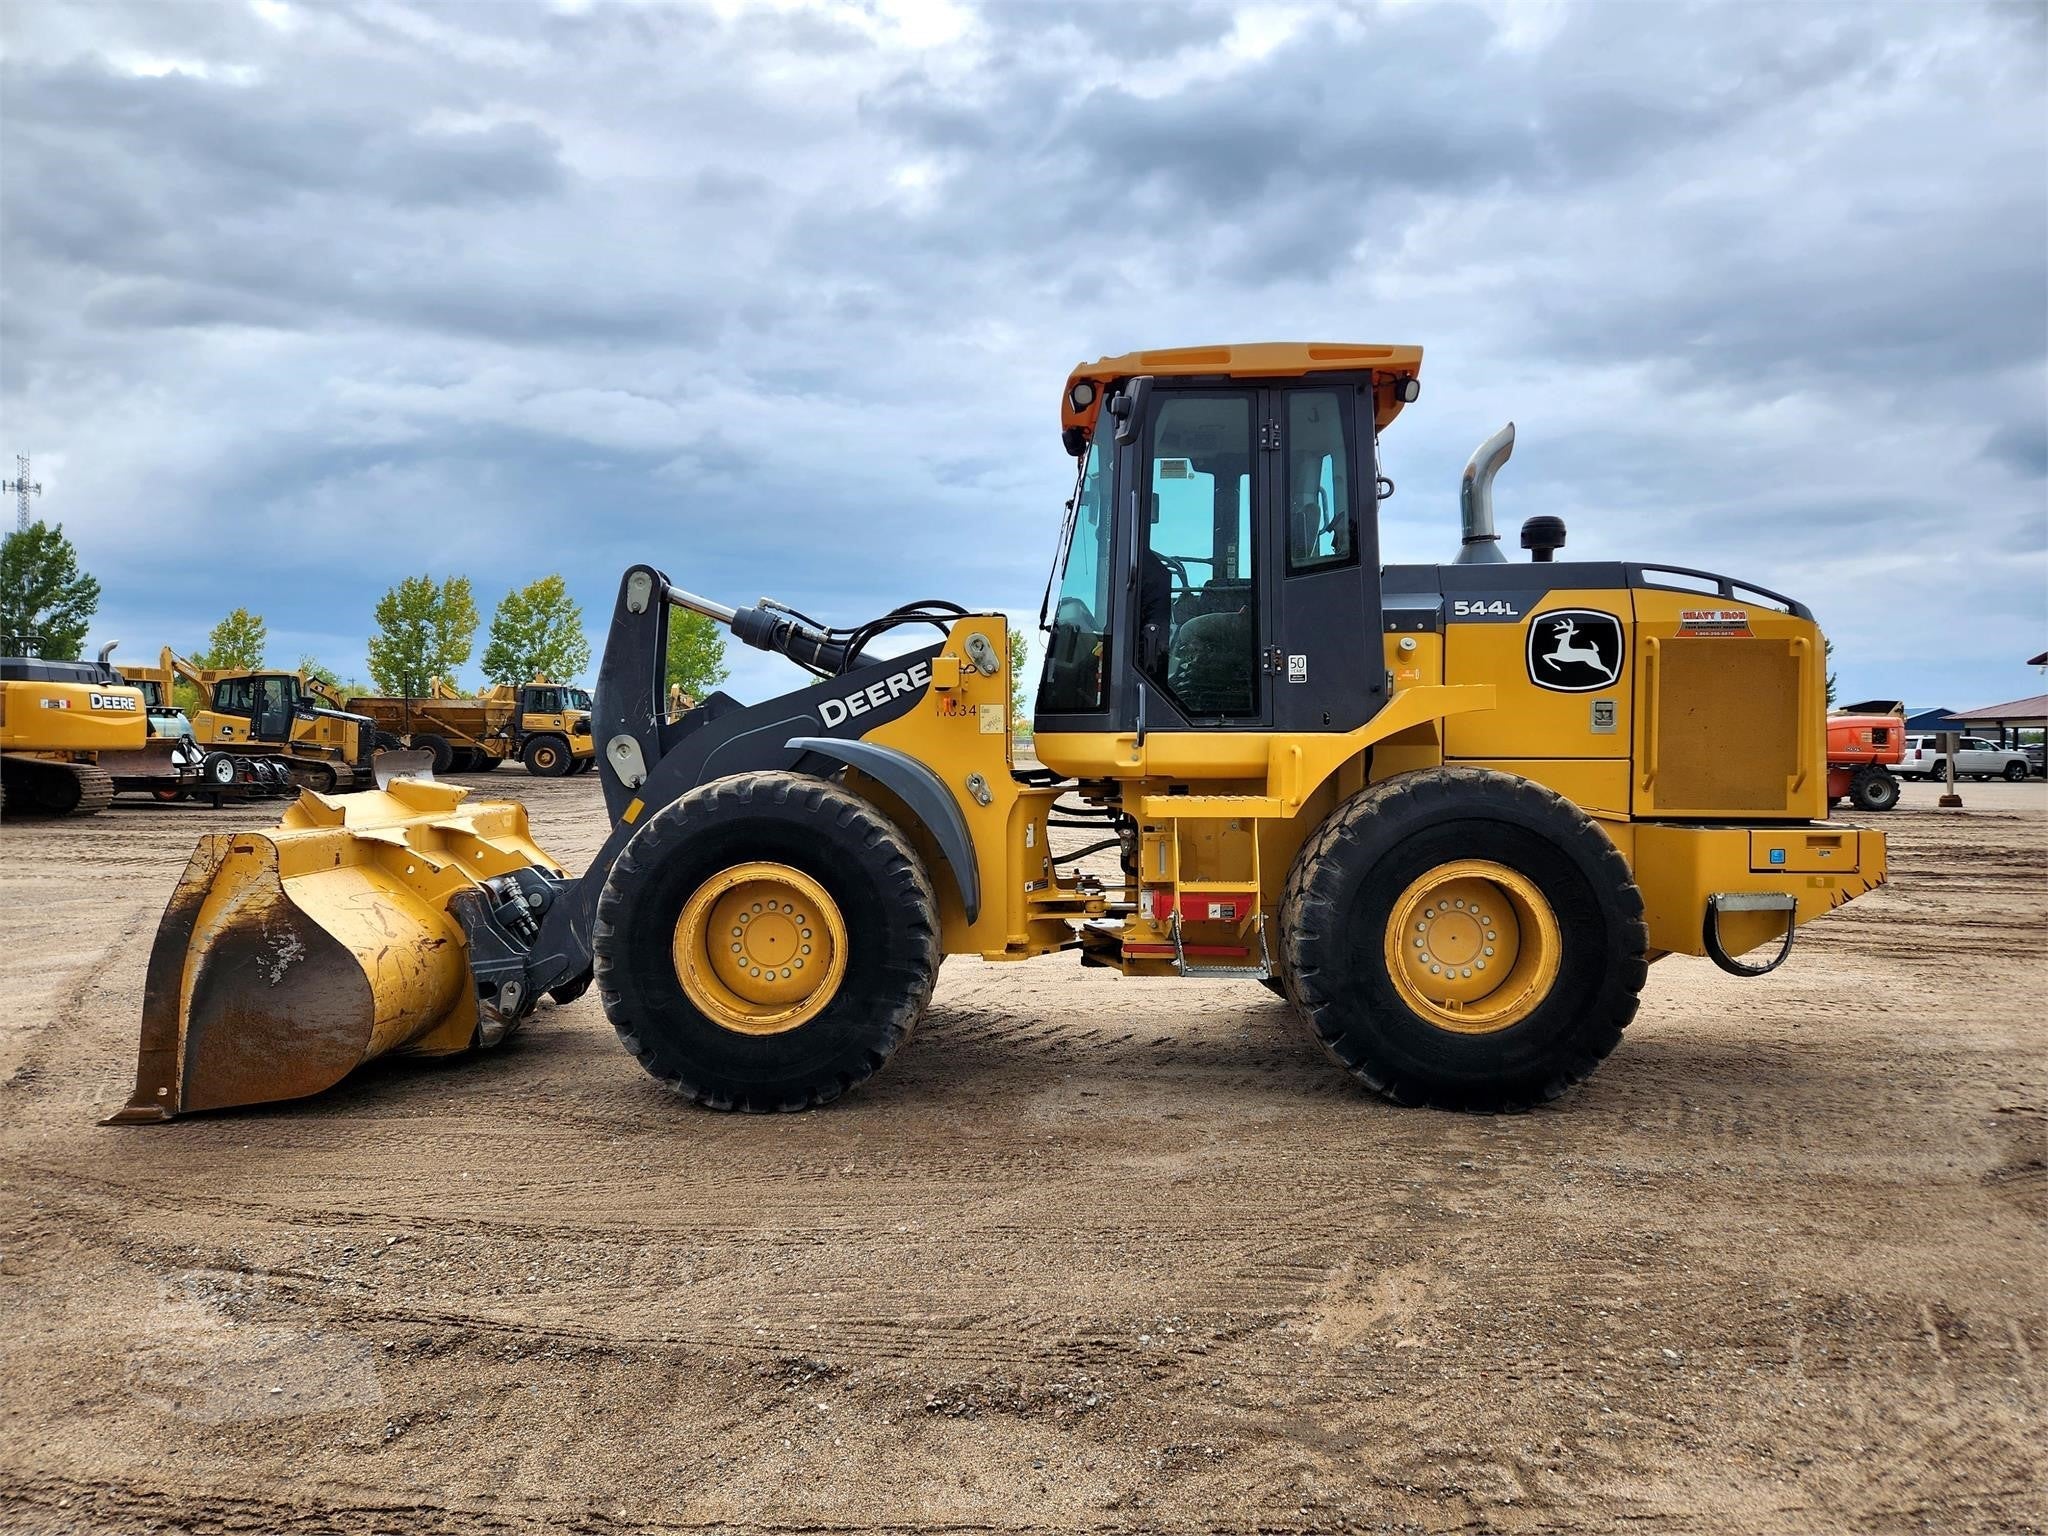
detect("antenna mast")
[3,455,43,533]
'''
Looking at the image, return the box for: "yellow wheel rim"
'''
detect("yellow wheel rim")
[672,862,847,1036]
[1384,859,1560,1035]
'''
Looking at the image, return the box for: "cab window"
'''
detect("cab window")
[1040,431,1117,714]
[1286,391,1353,570]
[1141,394,1257,718]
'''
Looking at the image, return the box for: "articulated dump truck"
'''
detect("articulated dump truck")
[113,343,1887,1124]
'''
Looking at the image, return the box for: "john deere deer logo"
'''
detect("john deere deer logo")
[1527,610,1624,693]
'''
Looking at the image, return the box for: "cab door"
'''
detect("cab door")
[1261,381,1384,734]
[1130,385,1270,731]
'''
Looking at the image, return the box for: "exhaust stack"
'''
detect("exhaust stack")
[1455,422,1515,565]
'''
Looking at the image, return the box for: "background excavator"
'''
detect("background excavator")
[114,342,1887,1124]
[2,643,204,813]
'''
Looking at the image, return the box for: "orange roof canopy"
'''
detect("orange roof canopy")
[1062,342,1424,440]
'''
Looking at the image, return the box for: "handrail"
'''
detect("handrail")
[1639,638,1661,792]
[1626,563,1812,621]
[1789,636,1813,791]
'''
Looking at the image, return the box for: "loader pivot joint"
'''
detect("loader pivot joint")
[449,868,581,1039]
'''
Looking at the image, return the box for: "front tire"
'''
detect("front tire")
[1280,768,1647,1112]
[2004,760,2029,782]
[594,772,939,1112]
[524,735,572,777]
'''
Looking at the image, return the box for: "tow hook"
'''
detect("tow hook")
[1703,892,1797,978]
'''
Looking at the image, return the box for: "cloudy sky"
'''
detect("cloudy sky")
[3,0,2043,711]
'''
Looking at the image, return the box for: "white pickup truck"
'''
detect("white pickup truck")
[1901,735,2032,781]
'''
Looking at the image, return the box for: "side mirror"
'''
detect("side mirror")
[1113,377,1151,444]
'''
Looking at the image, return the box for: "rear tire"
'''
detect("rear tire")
[414,733,456,775]
[524,734,572,777]
[1280,767,1647,1112]
[594,772,939,1112]
[1849,765,1901,811]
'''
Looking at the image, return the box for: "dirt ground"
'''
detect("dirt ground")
[0,771,2042,1535]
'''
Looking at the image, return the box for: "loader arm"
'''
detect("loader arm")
[498,565,974,1019]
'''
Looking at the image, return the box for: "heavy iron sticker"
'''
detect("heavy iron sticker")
[1677,607,1754,638]
[1527,610,1625,693]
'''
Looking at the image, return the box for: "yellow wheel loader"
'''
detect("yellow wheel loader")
[113,343,1886,1123]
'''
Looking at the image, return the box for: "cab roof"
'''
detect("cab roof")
[1061,342,1424,442]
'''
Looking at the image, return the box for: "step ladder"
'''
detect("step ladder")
[1159,816,1272,981]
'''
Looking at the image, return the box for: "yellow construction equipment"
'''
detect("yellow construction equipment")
[2,647,149,815]
[115,343,1886,1122]
[164,649,376,794]
[116,779,559,1119]
[346,679,595,776]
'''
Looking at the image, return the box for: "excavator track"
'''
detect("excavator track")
[0,756,117,817]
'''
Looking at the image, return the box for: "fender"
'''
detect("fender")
[784,736,981,924]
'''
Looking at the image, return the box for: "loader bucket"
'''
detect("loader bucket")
[109,778,564,1123]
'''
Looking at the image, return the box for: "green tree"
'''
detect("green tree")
[297,654,341,689]
[1009,627,1033,738]
[195,607,267,671]
[480,575,591,685]
[1823,636,1837,709]
[368,574,478,698]
[666,608,729,701]
[0,521,100,660]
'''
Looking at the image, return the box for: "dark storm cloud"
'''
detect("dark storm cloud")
[0,0,2040,711]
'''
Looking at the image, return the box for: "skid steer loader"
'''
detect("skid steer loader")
[113,342,1887,1123]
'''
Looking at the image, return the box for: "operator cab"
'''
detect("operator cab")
[523,684,591,714]
[211,672,305,742]
[1037,344,1423,768]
